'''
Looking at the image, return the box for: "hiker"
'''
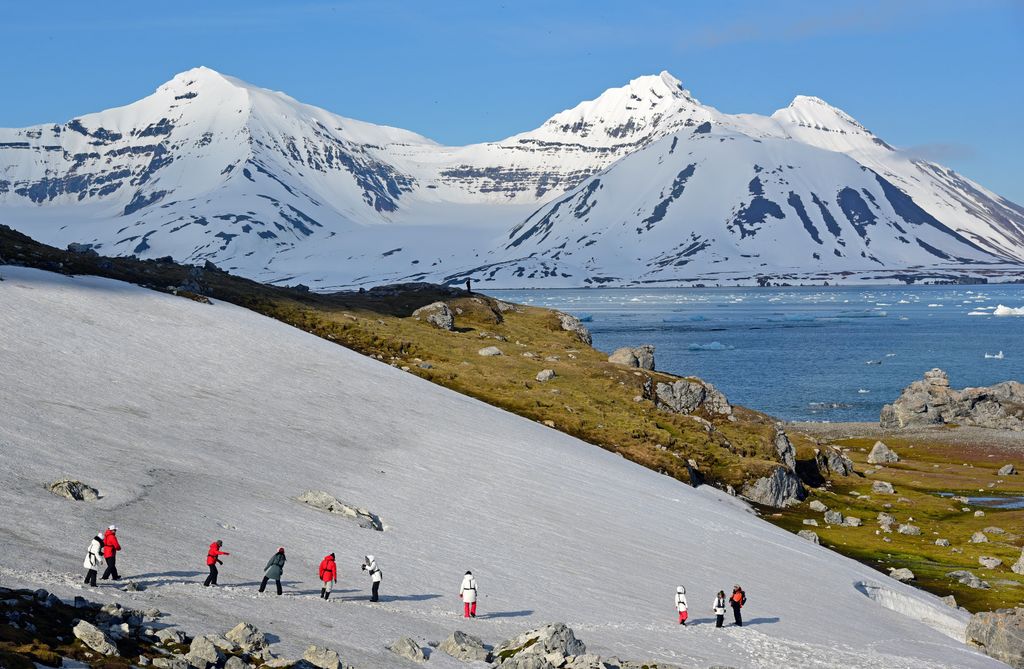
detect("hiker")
[361,555,381,601]
[675,585,688,625]
[465,278,472,294]
[100,525,121,580]
[459,570,478,618]
[319,553,338,600]
[259,547,286,595]
[730,584,746,626]
[204,540,230,587]
[713,590,727,628]
[82,530,104,587]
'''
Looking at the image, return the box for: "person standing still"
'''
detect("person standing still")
[730,584,746,626]
[259,547,286,595]
[675,585,688,625]
[459,570,478,618]
[319,553,338,600]
[713,590,727,628]
[361,555,382,601]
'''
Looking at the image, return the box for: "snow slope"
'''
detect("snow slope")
[0,266,1005,668]
[0,68,1021,288]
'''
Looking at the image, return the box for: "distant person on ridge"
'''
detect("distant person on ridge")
[319,553,338,600]
[100,525,121,581]
[82,530,104,587]
[259,547,286,595]
[361,555,382,601]
[713,590,727,628]
[204,540,230,587]
[675,585,688,625]
[465,278,472,294]
[730,584,746,626]
[459,570,478,618]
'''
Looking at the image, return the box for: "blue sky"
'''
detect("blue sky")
[6,0,1023,201]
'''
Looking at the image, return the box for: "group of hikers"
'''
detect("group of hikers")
[83,530,746,625]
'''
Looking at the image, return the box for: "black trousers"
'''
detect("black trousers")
[716,614,724,628]
[732,604,742,626]
[84,569,97,587]
[101,555,119,580]
[204,563,218,586]
[259,576,282,595]
[371,581,380,601]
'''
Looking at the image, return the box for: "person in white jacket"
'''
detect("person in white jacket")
[459,571,478,618]
[713,590,727,628]
[675,585,688,625]
[82,531,104,587]
[361,555,382,602]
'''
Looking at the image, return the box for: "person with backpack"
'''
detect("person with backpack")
[361,555,381,602]
[459,571,478,618]
[204,540,230,587]
[82,531,104,587]
[730,584,746,626]
[100,526,121,581]
[319,553,338,600]
[675,585,688,625]
[713,590,727,628]
[259,547,286,595]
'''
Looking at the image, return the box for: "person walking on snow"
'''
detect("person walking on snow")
[100,525,121,581]
[713,590,727,628]
[730,584,746,626]
[259,547,286,595]
[82,531,104,587]
[361,555,381,602]
[204,540,230,587]
[459,571,478,618]
[319,553,338,600]
[675,585,688,625]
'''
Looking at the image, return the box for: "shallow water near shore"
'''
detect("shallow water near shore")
[488,284,1024,421]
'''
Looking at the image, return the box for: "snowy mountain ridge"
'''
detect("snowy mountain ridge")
[1,66,1021,288]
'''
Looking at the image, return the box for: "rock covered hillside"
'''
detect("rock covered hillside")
[0,265,1008,668]
[0,67,1022,288]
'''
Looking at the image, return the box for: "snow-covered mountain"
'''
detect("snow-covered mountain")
[1,67,1021,288]
[0,265,1005,668]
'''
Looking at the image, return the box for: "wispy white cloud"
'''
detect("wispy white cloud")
[896,142,979,163]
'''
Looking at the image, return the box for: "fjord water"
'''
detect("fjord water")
[490,285,1024,422]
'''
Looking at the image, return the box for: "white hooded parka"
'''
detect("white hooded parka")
[460,573,478,603]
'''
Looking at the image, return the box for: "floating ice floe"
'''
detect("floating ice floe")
[984,351,1005,360]
[687,341,734,351]
[858,389,871,394]
[994,304,1024,316]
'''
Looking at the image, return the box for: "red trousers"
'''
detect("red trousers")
[463,602,477,617]
[678,611,688,624]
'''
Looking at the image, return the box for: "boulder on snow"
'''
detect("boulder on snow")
[998,464,1017,476]
[867,441,899,465]
[411,301,455,330]
[797,529,820,544]
[186,634,224,669]
[872,480,895,494]
[655,379,732,417]
[741,467,806,508]
[947,570,991,589]
[607,345,655,371]
[556,313,592,345]
[296,490,383,531]
[439,630,490,662]
[156,628,186,645]
[888,567,915,582]
[493,623,586,663]
[48,478,99,501]
[73,620,119,656]
[225,622,267,652]
[966,607,1024,668]
[979,556,1003,570]
[536,369,557,382]
[880,368,1024,431]
[387,637,425,663]
[303,645,341,669]
[479,346,504,357]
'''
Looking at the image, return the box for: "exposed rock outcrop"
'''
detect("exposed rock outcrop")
[556,313,592,345]
[493,623,586,665]
[303,645,342,669]
[888,567,915,582]
[966,607,1024,668]
[225,622,267,653]
[439,630,490,662]
[607,345,655,371]
[797,529,819,544]
[947,570,990,589]
[655,379,732,418]
[999,464,1018,476]
[48,478,99,501]
[880,368,1024,431]
[411,301,454,330]
[816,446,855,477]
[741,467,806,508]
[387,637,425,663]
[186,635,224,669]
[773,426,797,472]
[479,346,504,357]
[536,369,557,382]
[867,441,899,464]
[74,620,119,656]
[296,490,383,531]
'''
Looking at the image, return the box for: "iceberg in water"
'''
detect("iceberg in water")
[994,304,1024,316]
[688,341,734,351]
[984,351,1005,359]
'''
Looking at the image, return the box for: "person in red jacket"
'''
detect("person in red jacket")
[204,540,230,587]
[318,553,338,600]
[100,525,121,581]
